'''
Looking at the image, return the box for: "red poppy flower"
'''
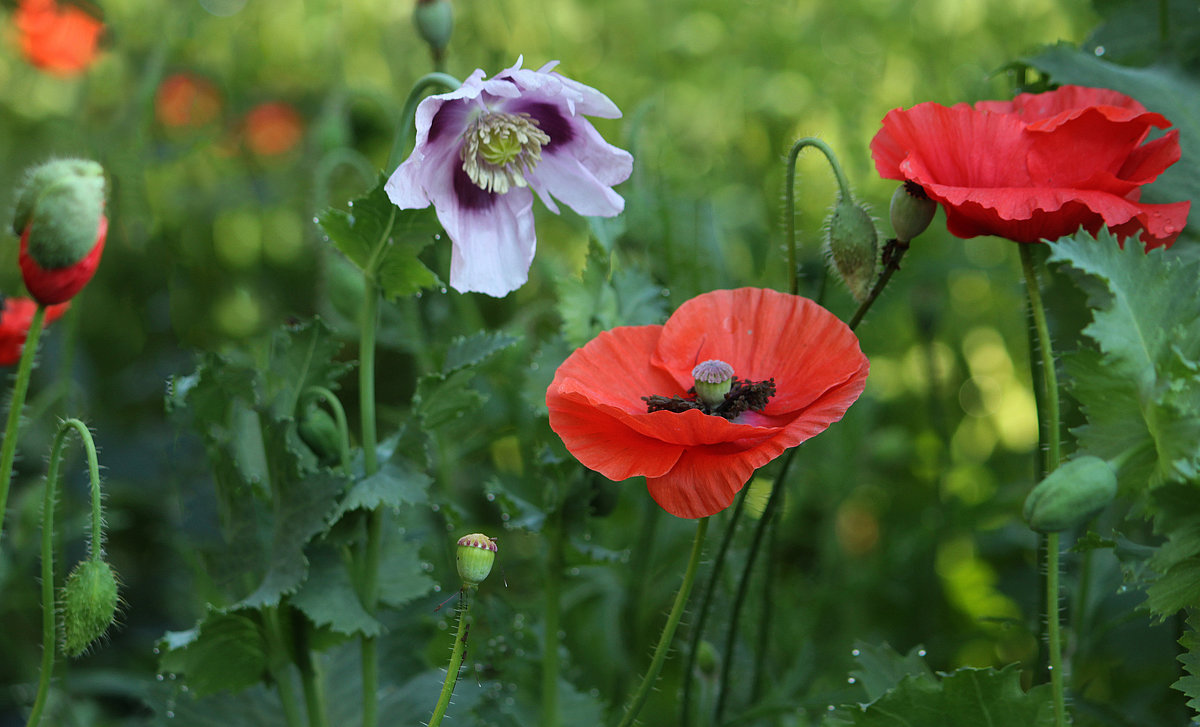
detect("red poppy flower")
[0,297,69,366]
[546,288,869,519]
[871,85,1190,248]
[19,215,107,305]
[243,102,304,156]
[14,0,103,76]
[156,73,222,128]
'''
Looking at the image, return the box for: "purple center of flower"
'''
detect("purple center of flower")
[459,111,550,195]
[643,359,776,421]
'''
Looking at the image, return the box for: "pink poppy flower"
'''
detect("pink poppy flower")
[386,58,633,296]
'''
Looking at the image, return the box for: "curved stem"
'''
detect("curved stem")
[0,305,47,545]
[26,418,103,727]
[428,589,474,727]
[385,73,462,171]
[714,450,795,723]
[1019,243,1065,727]
[784,137,854,296]
[617,517,709,727]
[681,489,747,727]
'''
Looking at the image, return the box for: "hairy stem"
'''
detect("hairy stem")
[617,517,710,727]
[0,305,46,545]
[429,590,474,727]
[784,137,854,296]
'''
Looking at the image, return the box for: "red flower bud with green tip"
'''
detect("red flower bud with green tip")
[456,533,497,588]
[13,159,108,305]
[0,297,70,365]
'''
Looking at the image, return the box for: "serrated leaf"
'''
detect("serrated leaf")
[160,611,268,697]
[1025,45,1200,236]
[377,532,435,609]
[414,368,487,431]
[317,175,442,299]
[1175,610,1200,716]
[831,665,1054,727]
[443,331,520,374]
[848,642,935,703]
[264,318,352,420]
[329,450,431,524]
[290,546,382,637]
[557,240,668,349]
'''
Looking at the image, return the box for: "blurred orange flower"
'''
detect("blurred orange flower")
[14,0,103,76]
[156,74,222,128]
[243,102,304,156]
[0,297,69,366]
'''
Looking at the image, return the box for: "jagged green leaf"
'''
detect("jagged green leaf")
[414,368,487,431]
[316,175,441,300]
[1175,609,1200,716]
[290,546,382,637]
[443,331,520,374]
[329,448,431,524]
[159,610,268,697]
[557,240,667,349]
[263,318,352,420]
[847,642,935,702]
[826,665,1054,727]
[377,532,435,609]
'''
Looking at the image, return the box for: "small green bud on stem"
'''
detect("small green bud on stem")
[1023,455,1117,533]
[825,196,879,303]
[413,0,453,55]
[889,181,936,243]
[456,532,497,588]
[298,404,341,466]
[61,557,120,657]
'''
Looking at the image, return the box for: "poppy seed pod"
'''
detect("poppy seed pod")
[413,0,453,52]
[61,557,120,657]
[1023,455,1118,533]
[889,181,936,242]
[456,533,497,588]
[825,196,879,303]
[13,158,105,269]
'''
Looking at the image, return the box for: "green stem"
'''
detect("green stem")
[263,607,306,727]
[0,305,47,545]
[848,239,909,330]
[681,489,747,727]
[428,590,474,727]
[1019,243,1065,727]
[26,418,104,727]
[543,506,564,727]
[386,73,462,171]
[784,137,854,296]
[714,451,795,723]
[617,517,710,727]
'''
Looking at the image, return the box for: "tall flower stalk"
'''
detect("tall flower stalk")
[0,305,46,543]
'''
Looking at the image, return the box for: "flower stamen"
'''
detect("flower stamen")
[460,111,550,195]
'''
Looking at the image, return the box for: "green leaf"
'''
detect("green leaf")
[316,175,441,300]
[414,368,486,431]
[290,546,382,637]
[159,610,268,697]
[264,318,352,421]
[377,532,435,609]
[1175,609,1200,717]
[1025,45,1200,237]
[828,665,1054,727]
[443,331,520,374]
[847,642,935,702]
[329,444,432,524]
[556,240,668,349]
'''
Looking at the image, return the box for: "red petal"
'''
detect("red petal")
[19,216,107,305]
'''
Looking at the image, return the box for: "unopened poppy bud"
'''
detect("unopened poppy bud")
[413,0,453,52]
[298,405,341,466]
[456,533,497,588]
[889,181,936,242]
[1023,455,1118,533]
[692,359,734,408]
[61,557,120,657]
[824,196,878,303]
[13,159,105,269]
[696,640,719,678]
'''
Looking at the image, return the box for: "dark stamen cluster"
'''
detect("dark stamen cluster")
[643,377,776,421]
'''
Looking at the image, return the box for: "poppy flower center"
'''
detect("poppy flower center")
[460,111,551,195]
[643,359,776,421]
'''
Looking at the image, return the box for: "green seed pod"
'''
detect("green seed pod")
[61,557,120,657]
[1023,456,1118,533]
[297,404,341,466]
[13,159,106,269]
[456,533,497,588]
[692,359,734,409]
[889,181,937,243]
[825,196,879,303]
[413,0,454,52]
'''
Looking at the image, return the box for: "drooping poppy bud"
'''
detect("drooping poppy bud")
[61,557,120,657]
[1023,456,1118,533]
[456,533,497,588]
[824,196,879,303]
[889,181,936,243]
[298,404,342,467]
[413,0,453,53]
[13,159,108,305]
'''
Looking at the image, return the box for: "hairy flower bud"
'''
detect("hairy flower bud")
[61,557,120,657]
[889,181,936,242]
[413,0,453,52]
[825,196,878,303]
[456,533,497,588]
[297,405,341,466]
[1023,456,1118,533]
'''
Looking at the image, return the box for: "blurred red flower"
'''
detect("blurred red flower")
[547,288,869,519]
[0,297,69,365]
[243,102,304,156]
[156,73,222,128]
[14,0,103,76]
[871,85,1190,248]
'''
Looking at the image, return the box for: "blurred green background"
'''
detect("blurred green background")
[6,0,1195,725]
